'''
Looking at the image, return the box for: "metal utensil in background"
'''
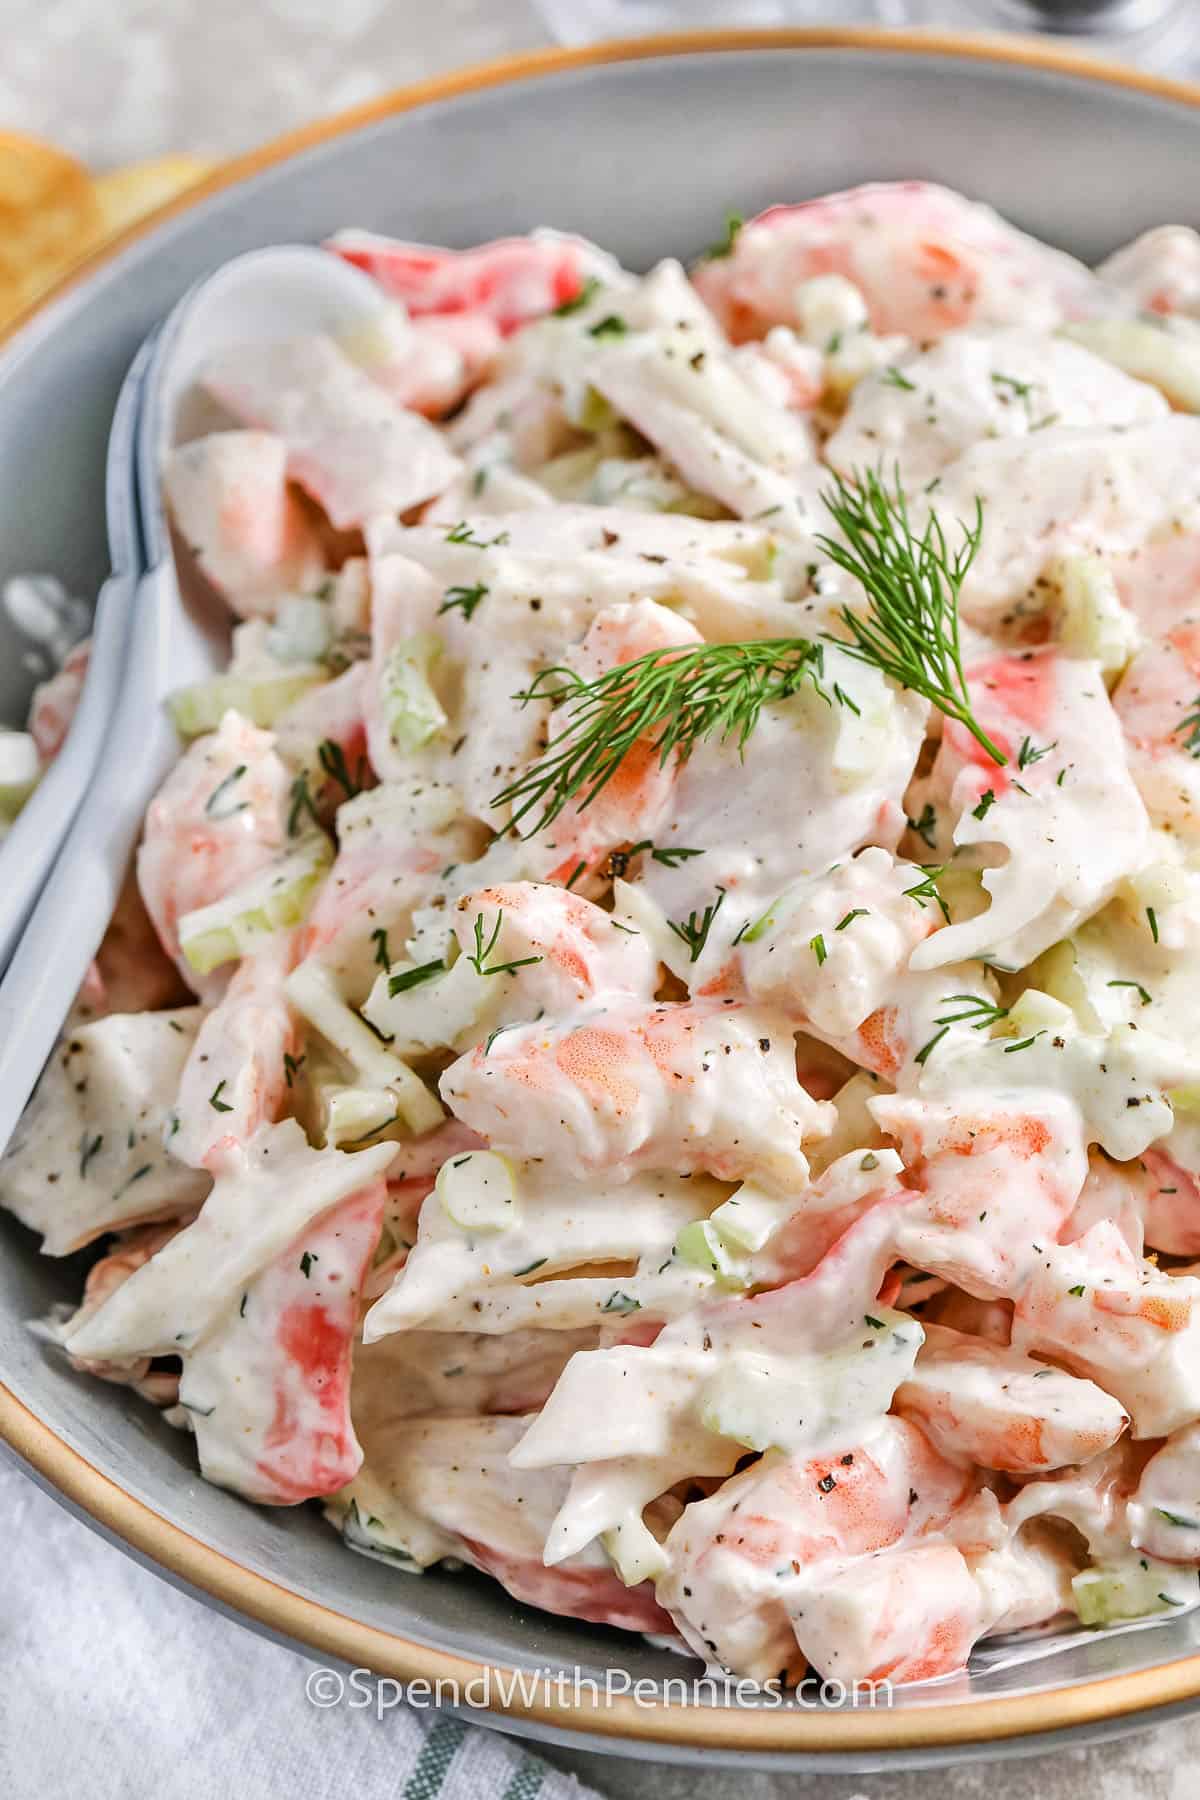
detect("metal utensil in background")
[532,0,1200,69]
[882,0,1200,67]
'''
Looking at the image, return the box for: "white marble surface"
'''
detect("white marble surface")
[1,3,1198,1795]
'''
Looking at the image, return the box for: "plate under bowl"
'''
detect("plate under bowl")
[5,28,1200,1771]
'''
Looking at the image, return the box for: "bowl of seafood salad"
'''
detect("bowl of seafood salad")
[12,175,1200,1699]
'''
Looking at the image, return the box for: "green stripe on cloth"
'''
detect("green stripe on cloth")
[501,1755,545,1800]
[403,1718,468,1800]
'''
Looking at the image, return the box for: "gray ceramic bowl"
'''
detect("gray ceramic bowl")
[6,28,1200,1773]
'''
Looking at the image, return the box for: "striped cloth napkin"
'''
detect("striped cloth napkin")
[0,1456,601,1800]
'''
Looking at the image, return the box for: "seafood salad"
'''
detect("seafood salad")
[0,574,92,835]
[14,180,1200,1692]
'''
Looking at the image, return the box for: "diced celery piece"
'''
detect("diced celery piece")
[601,1516,669,1587]
[1031,940,1104,1032]
[168,669,324,737]
[266,596,334,664]
[570,386,618,432]
[0,730,40,821]
[360,953,494,1059]
[179,833,333,974]
[1073,1557,1198,1627]
[1062,317,1200,413]
[436,1150,519,1233]
[1051,555,1141,680]
[673,1219,748,1290]
[338,1498,422,1568]
[1127,863,1191,914]
[699,1311,923,1455]
[712,537,778,583]
[380,633,447,755]
[1001,987,1074,1040]
[708,1182,788,1254]
[323,1085,400,1148]
[829,688,894,791]
[285,959,444,1136]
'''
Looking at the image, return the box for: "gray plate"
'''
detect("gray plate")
[5,33,1200,1772]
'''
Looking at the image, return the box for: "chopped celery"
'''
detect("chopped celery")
[380,633,447,755]
[1051,556,1141,681]
[1073,1556,1199,1627]
[436,1150,519,1232]
[601,1517,669,1587]
[266,595,334,665]
[699,1312,923,1455]
[673,1218,749,1290]
[569,386,618,433]
[1030,940,1105,1033]
[1062,317,1200,413]
[285,959,443,1136]
[1000,988,1074,1041]
[168,669,325,737]
[0,730,40,821]
[361,955,493,1059]
[708,1182,789,1254]
[323,1085,400,1148]
[338,1497,422,1568]
[179,833,333,973]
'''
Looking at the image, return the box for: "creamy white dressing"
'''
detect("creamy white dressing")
[15,186,1200,1690]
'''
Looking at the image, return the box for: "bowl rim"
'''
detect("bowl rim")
[6,22,1200,1757]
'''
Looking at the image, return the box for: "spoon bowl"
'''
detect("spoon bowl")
[0,243,387,1155]
[136,243,389,564]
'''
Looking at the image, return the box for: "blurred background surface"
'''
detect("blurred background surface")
[4,0,1199,168]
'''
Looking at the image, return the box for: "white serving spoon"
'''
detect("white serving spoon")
[0,245,387,1155]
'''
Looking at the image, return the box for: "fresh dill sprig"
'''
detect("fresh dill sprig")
[939,994,1011,1030]
[205,763,248,819]
[553,276,601,317]
[318,738,366,800]
[467,910,544,979]
[902,864,952,926]
[667,888,725,963]
[913,993,1010,1066]
[287,771,320,837]
[1179,693,1200,757]
[1017,735,1055,771]
[1108,978,1152,1008]
[815,467,1005,766]
[703,213,744,260]
[492,640,828,836]
[444,521,510,549]
[627,840,705,869]
[388,958,445,996]
[906,801,937,849]
[491,468,997,834]
[438,581,489,622]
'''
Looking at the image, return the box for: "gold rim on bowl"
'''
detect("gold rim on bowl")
[5,24,1200,1757]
